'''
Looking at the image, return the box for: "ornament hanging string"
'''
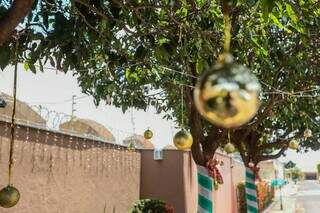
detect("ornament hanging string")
[222,0,231,53]
[8,41,19,185]
[228,129,231,143]
[181,86,184,128]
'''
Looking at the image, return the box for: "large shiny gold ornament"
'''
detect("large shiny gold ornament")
[194,54,261,128]
[0,185,20,208]
[173,130,193,150]
[224,142,235,154]
[304,129,312,139]
[144,129,153,140]
[289,139,299,150]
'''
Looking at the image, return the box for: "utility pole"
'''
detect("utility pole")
[71,95,76,120]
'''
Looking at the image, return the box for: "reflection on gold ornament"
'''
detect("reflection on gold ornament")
[194,54,261,128]
[173,130,193,150]
[224,142,235,154]
[289,139,299,150]
[0,185,20,208]
[127,142,136,152]
[303,129,312,139]
[144,129,153,140]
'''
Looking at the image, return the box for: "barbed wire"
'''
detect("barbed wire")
[0,95,138,146]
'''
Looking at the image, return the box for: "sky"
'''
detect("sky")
[0,64,319,172]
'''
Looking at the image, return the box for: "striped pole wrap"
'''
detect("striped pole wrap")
[245,167,259,213]
[197,165,213,213]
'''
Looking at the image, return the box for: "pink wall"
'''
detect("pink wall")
[140,150,245,213]
[0,121,140,213]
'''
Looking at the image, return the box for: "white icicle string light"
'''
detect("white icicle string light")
[33,64,320,98]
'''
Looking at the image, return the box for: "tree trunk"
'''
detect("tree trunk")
[197,165,214,213]
[245,167,259,213]
[0,0,35,45]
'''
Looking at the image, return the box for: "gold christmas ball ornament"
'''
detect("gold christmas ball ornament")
[224,142,235,154]
[144,129,153,140]
[289,139,299,150]
[173,130,193,150]
[303,129,312,139]
[194,54,261,128]
[127,142,136,152]
[0,185,20,208]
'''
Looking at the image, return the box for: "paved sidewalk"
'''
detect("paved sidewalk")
[263,183,298,213]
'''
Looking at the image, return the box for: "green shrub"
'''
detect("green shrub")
[130,199,174,213]
[237,183,247,213]
[237,181,274,213]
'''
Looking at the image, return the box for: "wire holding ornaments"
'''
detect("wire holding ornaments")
[8,42,19,185]
[181,86,184,128]
[222,0,232,53]
[30,62,320,99]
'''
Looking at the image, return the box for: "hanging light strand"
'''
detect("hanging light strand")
[8,42,19,185]
[24,61,320,98]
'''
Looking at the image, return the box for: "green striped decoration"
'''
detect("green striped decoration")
[197,165,213,213]
[245,167,259,213]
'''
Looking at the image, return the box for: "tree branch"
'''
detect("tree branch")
[185,86,205,165]
[259,146,287,162]
[0,0,35,45]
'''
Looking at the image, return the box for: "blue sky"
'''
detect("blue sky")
[0,64,319,172]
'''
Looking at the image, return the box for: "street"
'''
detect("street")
[295,180,320,213]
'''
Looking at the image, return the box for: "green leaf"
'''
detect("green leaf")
[196,59,205,74]
[134,45,147,60]
[0,45,10,70]
[29,64,37,73]
[261,0,275,19]
[247,0,258,7]
[285,3,298,24]
[34,14,40,22]
[49,56,55,67]
[270,14,284,29]
[24,63,30,71]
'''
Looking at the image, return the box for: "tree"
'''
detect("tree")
[290,167,304,182]
[0,0,319,168]
[285,160,296,169]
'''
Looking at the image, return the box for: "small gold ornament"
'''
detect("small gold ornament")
[214,180,219,191]
[0,185,20,208]
[224,142,235,154]
[127,142,136,152]
[303,129,312,139]
[144,129,153,140]
[194,54,261,128]
[173,130,193,150]
[289,139,299,150]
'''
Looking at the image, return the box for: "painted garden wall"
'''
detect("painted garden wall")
[0,120,140,213]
